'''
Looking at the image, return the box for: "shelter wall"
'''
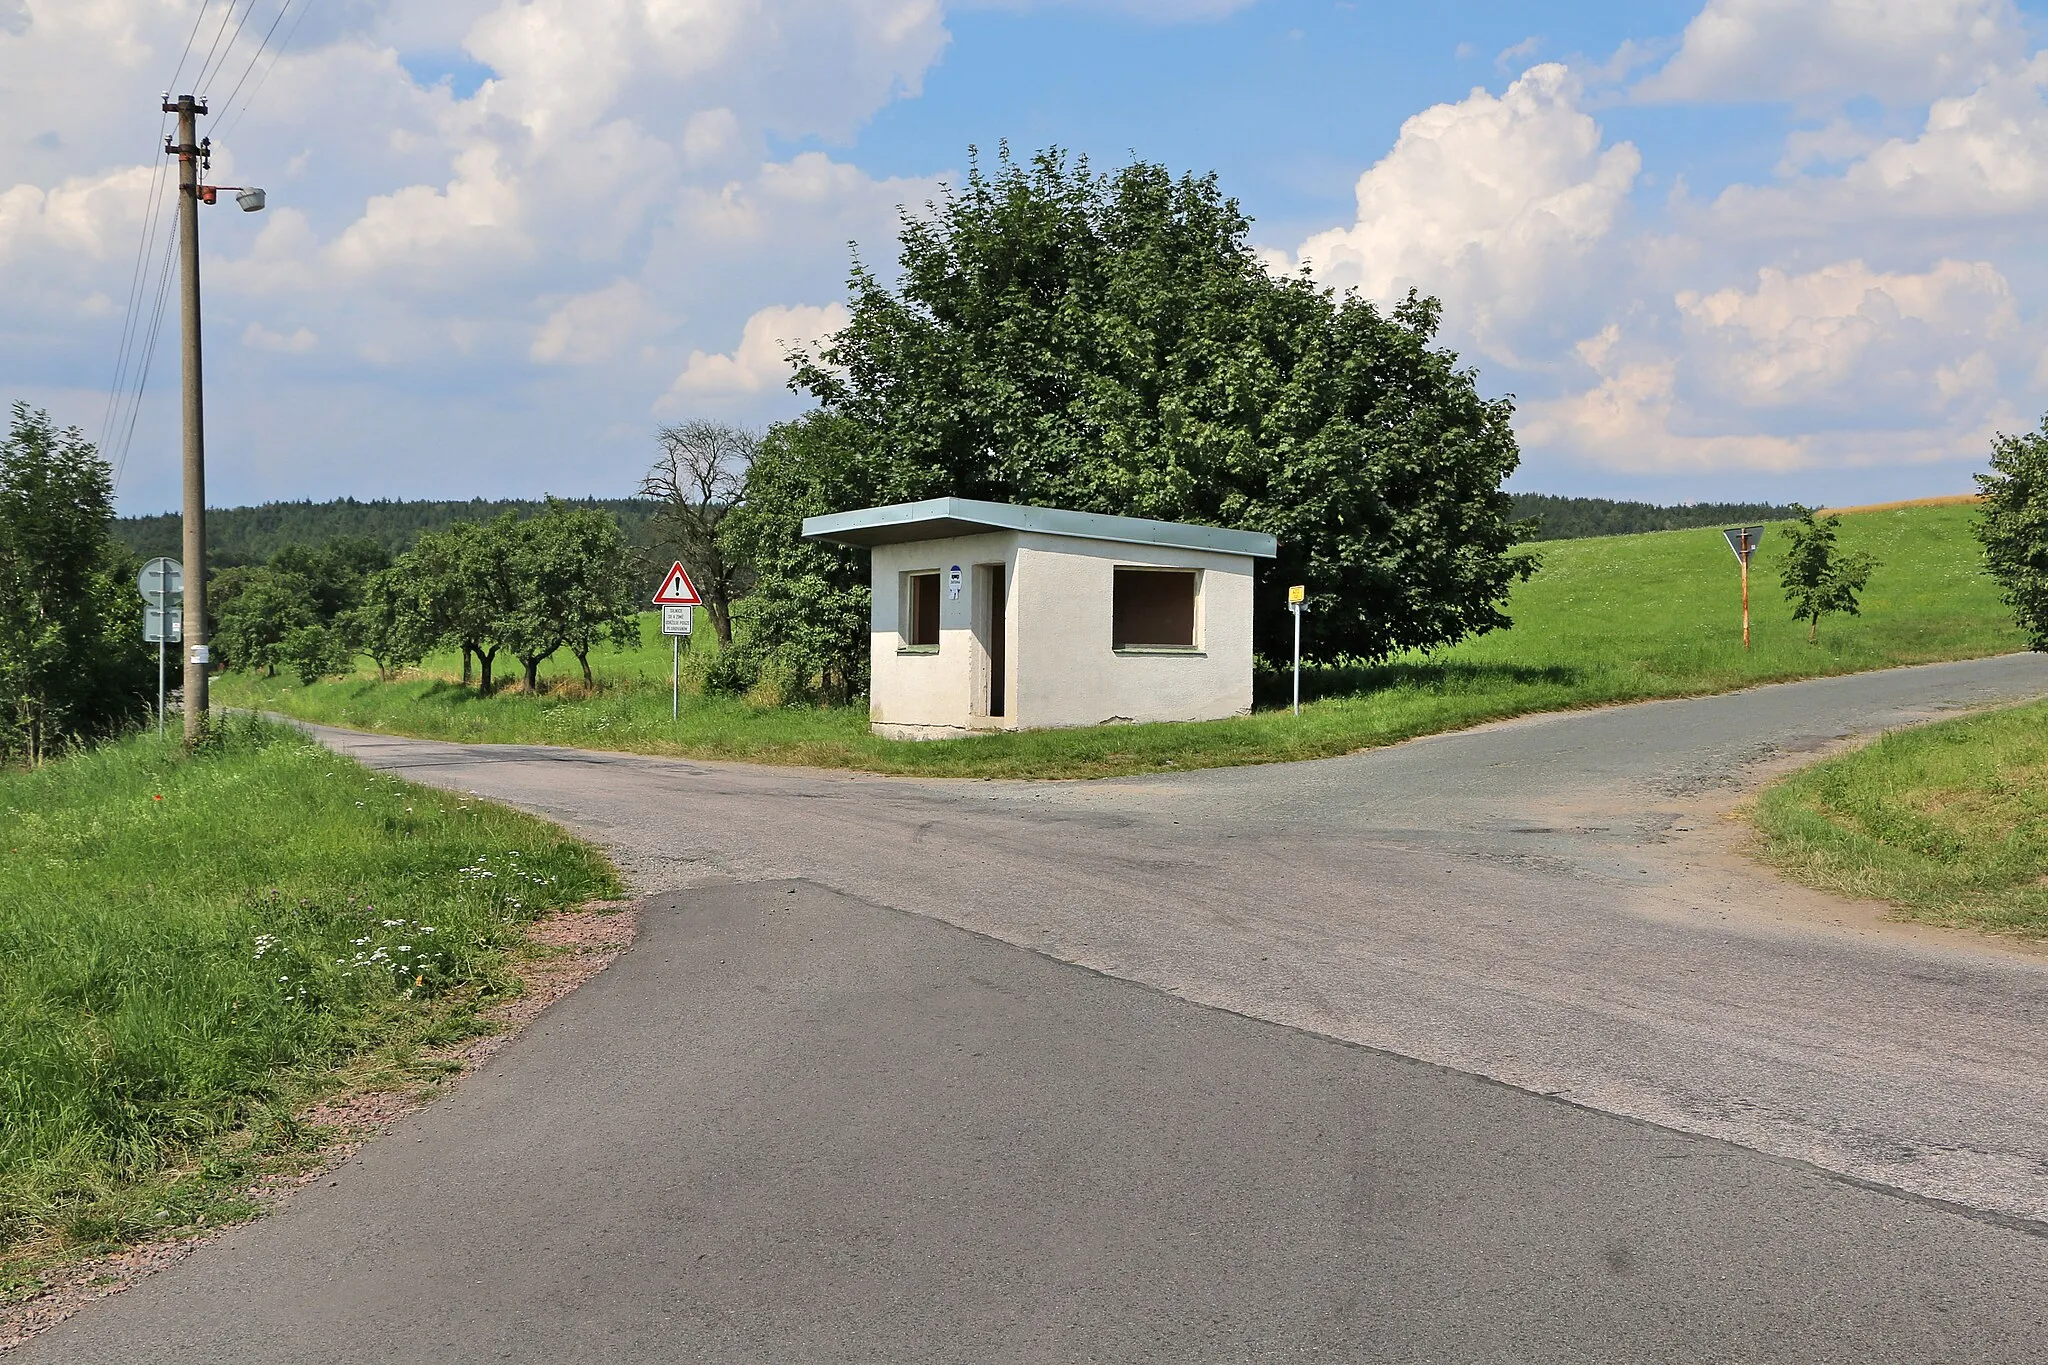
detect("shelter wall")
[1011,533,1254,730]
[867,530,1256,738]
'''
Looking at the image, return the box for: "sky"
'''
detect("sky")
[5,0,2048,515]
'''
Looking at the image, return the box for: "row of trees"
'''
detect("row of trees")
[217,503,642,691]
[0,405,153,763]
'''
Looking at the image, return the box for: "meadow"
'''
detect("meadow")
[218,502,2024,780]
[0,720,618,1282]
[1753,697,2048,938]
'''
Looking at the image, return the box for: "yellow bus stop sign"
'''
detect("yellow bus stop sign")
[1287,584,1305,605]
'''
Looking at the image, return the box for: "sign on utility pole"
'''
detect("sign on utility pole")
[1288,584,1306,715]
[1723,526,1764,651]
[653,562,704,720]
[138,558,183,738]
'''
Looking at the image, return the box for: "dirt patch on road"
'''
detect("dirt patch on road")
[0,900,641,1354]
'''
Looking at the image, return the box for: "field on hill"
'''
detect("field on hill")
[218,502,2023,780]
[0,721,618,1280]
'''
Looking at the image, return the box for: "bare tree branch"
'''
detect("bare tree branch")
[641,420,758,645]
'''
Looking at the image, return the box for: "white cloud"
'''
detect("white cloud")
[1521,259,2029,475]
[1636,0,2025,105]
[1287,64,1640,361]
[666,302,848,401]
[531,279,662,365]
[242,322,317,353]
[1676,259,2017,409]
[1712,55,2048,231]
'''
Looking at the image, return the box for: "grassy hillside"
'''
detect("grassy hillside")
[218,502,2023,780]
[0,721,618,1276]
[1753,698,2048,937]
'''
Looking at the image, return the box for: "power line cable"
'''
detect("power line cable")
[190,0,247,97]
[214,0,318,141]
[99,127,175,447]
[111,214,184,490]
[166,0,219,96]
[210,0,298,130]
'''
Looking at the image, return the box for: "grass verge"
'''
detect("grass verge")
[1752,698,2048,938]
[217,502,2024,780]
[0,718,619,1296]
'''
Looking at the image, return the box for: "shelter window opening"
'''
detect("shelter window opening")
[902,571,942,651]
[1112,568,1200,651]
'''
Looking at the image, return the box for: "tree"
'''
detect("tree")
[344,567,433,680]
[1976,415,2048,649]
[713,414,878,702]
[498,503,642,691]
[1777,509,1878,643]
[756,146,1531,686]
[403,518,518,692]
[641,421,755,645]
[212,566,320,676]
[0,404,151,762]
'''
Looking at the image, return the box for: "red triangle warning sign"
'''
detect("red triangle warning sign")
[652,562,703,607]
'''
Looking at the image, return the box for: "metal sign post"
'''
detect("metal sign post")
[138,559,184,737]
[653,564,704,722]
[1287,585,1306,715]
[1722,527,1764,651]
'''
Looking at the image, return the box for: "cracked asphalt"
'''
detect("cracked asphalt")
[24,653,2048,1362]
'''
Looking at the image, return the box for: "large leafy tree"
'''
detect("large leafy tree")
[714,414,879,702]
[1977,415,2048,649]
[770,145,1533,673]
[0,404,151,761]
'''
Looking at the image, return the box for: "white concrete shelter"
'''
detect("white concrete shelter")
[801,498,1277,739]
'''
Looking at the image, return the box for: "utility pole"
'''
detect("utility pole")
[165,94,211,747]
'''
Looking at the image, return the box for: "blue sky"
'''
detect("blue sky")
[5,0,2048,514]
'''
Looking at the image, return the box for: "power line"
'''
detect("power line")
[166,0,220,96]
[214,0,317,141]
[110,211,184,490]
[98,125,175,448]
[210,0,299,129]
[190,0,247,96]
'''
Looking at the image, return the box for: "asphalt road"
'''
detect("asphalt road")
[25,654,2048,1361]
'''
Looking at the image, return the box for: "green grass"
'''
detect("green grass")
[1753,698,2048,937]
[218,503,2025,780]
[0,720,618,1280]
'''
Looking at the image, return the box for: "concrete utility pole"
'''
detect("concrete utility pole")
[166,94,210,746]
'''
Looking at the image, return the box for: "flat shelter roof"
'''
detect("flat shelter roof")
[800,497,1277,559]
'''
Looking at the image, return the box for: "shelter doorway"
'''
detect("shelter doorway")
[978,563,1007,718]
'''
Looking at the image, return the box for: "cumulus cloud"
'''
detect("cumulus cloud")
[666,302,849,402]
[531,279,663,366]
[1520,259,2029,475]
[1287,64,1640,361]
[1716,55,2048,230]
[1636,0,2025,104]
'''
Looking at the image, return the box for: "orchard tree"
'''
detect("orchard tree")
[0,404,151,761]
[1777,509,1878,644]
[1976,415,2048,649]
[499,502,641,691]
[642,421,755,646]
[748,145,1532,688]
[345,567,433,680]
